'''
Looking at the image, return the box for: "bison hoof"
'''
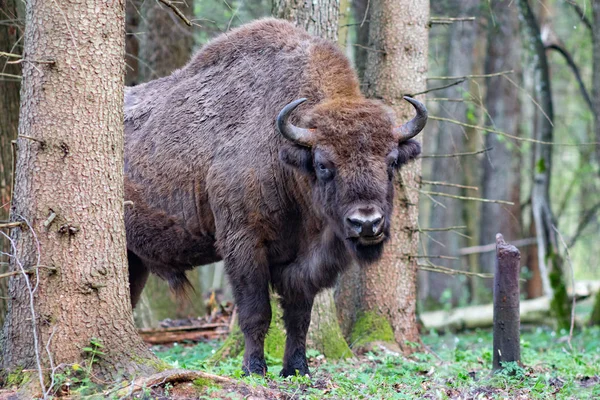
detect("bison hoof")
[242,356,268,376]
[280,365,310,378]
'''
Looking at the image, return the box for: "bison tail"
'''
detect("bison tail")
[168,272,195,302]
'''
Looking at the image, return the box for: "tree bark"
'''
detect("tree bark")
[358,0,429,354]
[274,0,339,40]
[425,0,479,306]
[0,0,22,328]
[138,0,194,83]
[479,0,522,297]
[1,0,156,388]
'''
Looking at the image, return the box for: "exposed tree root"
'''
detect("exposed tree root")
[115,368,281,399]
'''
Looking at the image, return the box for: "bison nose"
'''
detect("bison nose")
[346,210,385,238]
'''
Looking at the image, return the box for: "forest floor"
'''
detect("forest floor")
[144,325,600,399]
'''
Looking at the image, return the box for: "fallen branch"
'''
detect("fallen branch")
[138,324,229,344]
[421,297,551,331]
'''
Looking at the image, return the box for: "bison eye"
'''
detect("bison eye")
[316,162,334,181]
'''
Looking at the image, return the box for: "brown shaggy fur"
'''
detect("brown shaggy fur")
[124,18,422,377]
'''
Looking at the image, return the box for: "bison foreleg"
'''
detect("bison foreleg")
[127,251,150,308]
[279,294,314,377]
[225,252,272,376]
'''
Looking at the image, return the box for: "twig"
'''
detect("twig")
[157,0,192,26]
[0,51,21,58]
[409,78,465,97]
[429,16,476,25]
[565,0,593,31]
[0,266,56,280]
[459,237,537,255]
[429,115,597,146]
[353,43,385,53]
[545,43,593,113]
[0,72,21,79]
[0,221,23,229]
[567,201,600,248]
[0,227,46,396]
[18,134,45,144]
[421,147,492,158]
[421,180,478,191]
[418,261,494,279]
[402,254,460,260]
[416,226,467,232]
[553,225,576,350]
[413,188,514,205]
[428,70,514,80]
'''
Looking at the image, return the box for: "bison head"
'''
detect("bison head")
[277,96,427,264]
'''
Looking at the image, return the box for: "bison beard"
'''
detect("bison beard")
[123,18,427,377]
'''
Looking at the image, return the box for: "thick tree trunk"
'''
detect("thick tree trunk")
[273,0,352,360]
[0,0,22,328]
[479,0,522,296]
[357,0,429,354]
[138,0,194,82]
[274,0,339,40]
[517,0,570,329]
[1,0,156,389]
[426,0,479,306]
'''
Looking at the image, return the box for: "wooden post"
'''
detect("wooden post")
[493,233,521,371]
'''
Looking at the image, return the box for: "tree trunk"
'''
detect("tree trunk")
[587,0,600,325]
[517,0,570,329]
[1,0,156,389]
[479,0,522,298]
[425,0,479,306]
[357,0,429,354]
[138,0,194,83]
[0,0,22,328]
[273,0,352,360]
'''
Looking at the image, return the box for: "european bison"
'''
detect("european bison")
[124,18,427,377]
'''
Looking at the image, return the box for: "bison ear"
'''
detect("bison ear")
[396,139,421,167]
[279,146,313,175]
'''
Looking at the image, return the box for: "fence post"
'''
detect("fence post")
[493,233,521,371]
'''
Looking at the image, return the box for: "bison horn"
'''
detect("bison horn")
[394,96,428,143]
[277,98,314,147]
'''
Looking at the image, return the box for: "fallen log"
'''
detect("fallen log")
[139,324,229,344]
[421,297,550,331]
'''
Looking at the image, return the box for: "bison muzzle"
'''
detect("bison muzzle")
[124,18,427,377]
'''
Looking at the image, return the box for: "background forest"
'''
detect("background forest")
[114,0,598,327]
[1,0,600,398]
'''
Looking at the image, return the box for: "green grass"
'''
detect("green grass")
[154,326,600,399]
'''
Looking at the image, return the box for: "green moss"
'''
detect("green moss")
[264,299,286,359]
[548,252,571,331]
[192,377,220,389]
[315,322,352,360]
[132,355,171,372]
[208,322,245,363]
[5,368,27,387]
[350,312,395,348]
